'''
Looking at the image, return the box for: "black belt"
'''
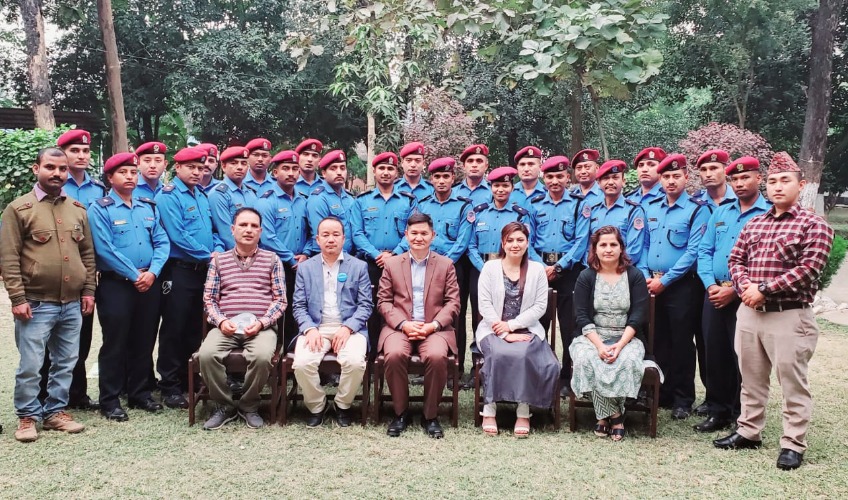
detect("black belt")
[168,259,208,272]
[482,253,500,262]
[754,301,810,313]
[541,252,563,265]
[101,269,148,282]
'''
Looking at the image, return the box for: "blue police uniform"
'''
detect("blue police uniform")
[467,202,541,271]
[452,179,491,206]
[134,180,163,199]
[256,185,309,266]
[154,177,219,262]
[244,170,275,194]
[531,192,585,271]
[626,182,664,206]
[576,194,647,271]
[65,171,106,207]
[208,177,258,250]
[417,194,473,262]
[395,178,434,201]
[351,187,417,259]
[304,180,357,255]
[295,177,321,198]
[570,183,603,209]
[691,188,737,209]
[644,193,711,286]
[198,178,220,194]
[510,180,546,210]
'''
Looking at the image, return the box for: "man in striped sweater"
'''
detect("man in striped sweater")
[199,207,286,430]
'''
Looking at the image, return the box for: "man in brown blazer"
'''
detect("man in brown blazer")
[377,212,460,438]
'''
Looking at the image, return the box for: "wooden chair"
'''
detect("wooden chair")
[187,314,284,426]
[472,288,562,429]
[567,295,661,437]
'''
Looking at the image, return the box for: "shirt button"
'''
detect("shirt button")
[60,238,65,242]
[56,218,63,224]
[64,256,69,261]
[64,276,70,282]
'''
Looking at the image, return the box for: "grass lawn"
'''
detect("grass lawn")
[1,288,847,499]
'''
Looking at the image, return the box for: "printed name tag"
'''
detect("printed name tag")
[113,220,127,226]
[187,206,197,212]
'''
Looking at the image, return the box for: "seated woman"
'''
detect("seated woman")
[570,225,649,441]
[476,222,559,438]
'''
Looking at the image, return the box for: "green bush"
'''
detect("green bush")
[0,126,71,209]
[820,235,847,290]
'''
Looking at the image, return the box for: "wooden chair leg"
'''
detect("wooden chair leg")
[451,358,459,428]
[568,393,577,432]
[268,364,279,425]
[361,363,370,426]
[188,359,196,426]
[473,361,482,427]
[373,358,384,425]
[279,362,289,426]
[650,380,660,438]
[552,378,561,431]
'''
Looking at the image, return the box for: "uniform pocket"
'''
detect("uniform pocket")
[31,230,53,243]
[666,224,689,249]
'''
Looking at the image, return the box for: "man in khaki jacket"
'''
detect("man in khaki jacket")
[0,147,96,442]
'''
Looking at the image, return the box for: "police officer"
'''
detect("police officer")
[197,143,221,194]
[644,153,712,420]
[352,151,417,353]
[209,146,258,250]
[570,148,604,207]
[694,156,770,433]
[134,142,167,198]
[510,146,547,209]
[243,138,275,194]
[304,150,357,255]
[452,144,492,206]
[295,138,323,197]
[154,146,220,409]
[693,149,736,208]
[530,155,587,388]
[396,142,434,200]
[256,149,309,348]
[89,153,170,420]
[626,147,667,205]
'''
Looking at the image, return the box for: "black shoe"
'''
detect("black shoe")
[694,402,709,417]
[101,406,129,422]
[693,416,732,433]
[69,395,100,411]
[560,384,573,399]
[387,411,410,437]
[128,398,164,413]
[163,394,189,409]
[713,432,763,450]
[328,373,340,387]
[336,406,353,427]
[306,401,329,428]
[460,373,475,390]
[671,406,691,420]
[421,417,444,439]
[776,448,804,470]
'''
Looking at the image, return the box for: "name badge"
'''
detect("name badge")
[187,206,197,213]
[278,208,288,213]
[113,219,127,226]
[234,203,243,208]
[367,206,378,212]
[715,221,726,227]
[145,217,155,221]
[330,204,340,209]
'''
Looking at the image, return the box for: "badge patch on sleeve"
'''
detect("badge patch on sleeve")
[633,217,644,230]
[467,211,476,223]
[582,205,592,218]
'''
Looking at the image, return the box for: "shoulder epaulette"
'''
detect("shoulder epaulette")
[691,198,707,207]
[244,184,257,194]
[648,197,663,204]
[161,184,176,193]
[591,200,604,210]
[473,202,489,213]
[92,178,106,190]
[512,205,529,216]
[138,197,156,205]
[399,190,415,199]
[530,194,546,204]
[625,199,640,207]
[456,196,471,203]
[260,189,274,199]
[356,189,374,198]
[570,191,585,200]
[719,198,735,206]
[215,183,229,193]
[311,185,325,196]
[345,189,354,197]
[624,188,638,197]
[96,197,114,207]
[73,200,86,209]
[419,194,433,203]
[15,201,33,211]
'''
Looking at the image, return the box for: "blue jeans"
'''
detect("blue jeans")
[14,300,82,420]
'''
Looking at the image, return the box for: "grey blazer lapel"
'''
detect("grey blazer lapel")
[336,256,349,307]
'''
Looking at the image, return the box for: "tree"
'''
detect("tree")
[678,122,775,190]
[19,0,55,129]
[97,0,128,152]
[402,86,477,160]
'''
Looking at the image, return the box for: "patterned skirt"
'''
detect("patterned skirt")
[569,335,645,399]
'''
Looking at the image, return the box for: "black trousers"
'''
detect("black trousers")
[702,294,741,419]
[539,265,582,380]
[279,263,298,351]
[365,259,384,358]
[96,274,161,410]
[693,280,707,393]
[454,255,480,372]
[654,273,699,409]
[40,310,94,403]
[157,263,205,396]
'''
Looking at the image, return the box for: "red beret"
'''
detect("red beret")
[634,147,667,165]
[319,150,346,169]
[400,142,425,158]
[219,146,250,164]
[135,142,167,156]
[696,149,729,167]
[173,147,207,164]
[372,152,399,167]
[56,129,91,148]
[514,146,542,163]
[295,139,323,155]
[541,156,570,173]
[726,156,760,176]
[460,144,489,162]
[104,152,138,174]
[767,152,801,175]
[487,166,518,184]
[596,160,627,178]
[197,143,219,159]
[271,150,299,164]
[245,138,272,153]
[428,157,456,173]
[657,153,687,174]
[573,149,600,164]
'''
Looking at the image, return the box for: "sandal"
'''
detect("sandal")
[482,416,498,436]
[514,417,530,439]
[609,413,625,442]
[593,419,610,437]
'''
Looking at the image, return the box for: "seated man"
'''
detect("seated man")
[377,213,460,438]
[292,216,372,428]
[199,208,286,430]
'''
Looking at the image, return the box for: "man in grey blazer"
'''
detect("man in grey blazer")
[292,216,373,427]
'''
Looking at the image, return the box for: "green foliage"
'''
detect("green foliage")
[0,126,70,208]
[820,235,847,290]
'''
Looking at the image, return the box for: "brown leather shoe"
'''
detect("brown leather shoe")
[43,411,85,434]
[15,417,38,442]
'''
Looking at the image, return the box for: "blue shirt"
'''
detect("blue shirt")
[579,194,648,271]
[626,182,664,206]
[88,190,170,280]
[510,180,547,210]
[692,187,737,209]
[697,193,771,287]
[644,193,712,286]
[410,252,429,321]
[452,179,491,207]
[351,187,418,259]
[256,185,309,266]
[295,176,321,198]
[198,178,220,195]
[133,180,162,199]
[571,183,603,209]
[244,170,275,195]
[531,192,585,270]
[416,194,473,262]
[65,171,106,207]
[467,202,541,271]
[154,177,219,262]
[208,177,259,250]
[304,180,357,255]
[395,178,434,201]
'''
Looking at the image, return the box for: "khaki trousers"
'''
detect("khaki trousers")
[198,328,277,413]
[292,332,367,413]
[735,305,819,452]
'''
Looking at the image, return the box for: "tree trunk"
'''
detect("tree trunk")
[587,85,609,161]
[569,75,584,155]
[20,0,55,130]
[97,0,128,153]
[366,113,376,189]
[798,0,845,210]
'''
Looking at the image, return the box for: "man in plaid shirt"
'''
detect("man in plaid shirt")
[714,152,834,471]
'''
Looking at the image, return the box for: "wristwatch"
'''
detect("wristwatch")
[554,264,563,274]
[758,282,769,295]
[431,321,441,332]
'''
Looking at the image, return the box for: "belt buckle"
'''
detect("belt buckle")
[719,281,733,287]
[652,271,665,279]
[754,304,767,313]
[545,253,558,264]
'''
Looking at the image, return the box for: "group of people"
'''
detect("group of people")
[0,130,833,471]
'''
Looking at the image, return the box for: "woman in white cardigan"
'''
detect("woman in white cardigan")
[476,222,560,437]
